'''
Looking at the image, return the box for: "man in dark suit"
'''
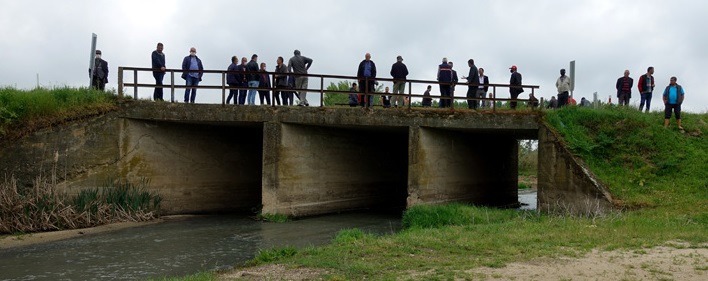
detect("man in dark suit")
[462,59,479,109]
[477,68,490,109]
[151,43,166,101]
[509,65,523,109]
[258,62,271,105]
[89,50,108,91]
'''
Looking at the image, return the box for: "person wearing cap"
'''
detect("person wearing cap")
[357,53,377,107]
[246,54,260,105]
[615,70,633,106]
[390,55,409,108]
[288,49,314,106]
[509,65,523,109]
[556,68,572,107]
[181,47,203,103]
[151,43,166,101]
[437,58,453,108]
[662,76,685,130]
[89,50,109,91]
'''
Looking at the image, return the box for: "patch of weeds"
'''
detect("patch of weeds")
[250,246,298,264]
[517,183,532,189]
[256,213,290,223]
[334,228,368,244]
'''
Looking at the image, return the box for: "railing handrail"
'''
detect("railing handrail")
[117,66,541,111]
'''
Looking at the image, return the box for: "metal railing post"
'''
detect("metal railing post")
[221,72,226,105]
[170,70,175,103]
[408,81,412,110]
[492,86,497,112]
[320,76,324,107]
[133,69,138,100]
[117,67,123,98]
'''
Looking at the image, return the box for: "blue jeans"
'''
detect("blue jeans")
[247,81,259,105]
[184,76,199,103]
[639,93,652,112]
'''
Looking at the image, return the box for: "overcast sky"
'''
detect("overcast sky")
[1,0,705,112]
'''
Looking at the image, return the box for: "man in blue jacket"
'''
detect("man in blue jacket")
[357,53,377,107]
[151,43,166,101]
[437,58,453,108]
[181,47,203,103]
[662,76,685,130]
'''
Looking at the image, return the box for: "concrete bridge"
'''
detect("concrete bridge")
[1,102,614,216]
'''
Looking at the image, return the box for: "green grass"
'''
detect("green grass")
[204,106,708,280]
[0,87,117,135]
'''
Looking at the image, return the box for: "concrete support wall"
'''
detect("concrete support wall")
[262,123,408,216]
[0,113,122,189]
[408,127,518,207]
[537,125,613,214]
[116,120,263,214]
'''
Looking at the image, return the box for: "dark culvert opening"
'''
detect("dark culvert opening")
[132,120,264,215]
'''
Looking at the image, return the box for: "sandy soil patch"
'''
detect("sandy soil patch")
[219,264,328,281]
[221,244,707,280]
[473,245,708,281]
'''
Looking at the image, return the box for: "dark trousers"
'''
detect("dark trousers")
[640,93,652,112]
[237,88,247,105]
[466,86,477,109]
[281,90,294,105]
[258,90,271,105]
[439,84,451,108]
[91,77,105,91]
[664,103,681,119]
[510,90,521,109]
[558,91,569,107]
[226,84,237,104]
[153,72,164,101]
[618,92,630,106]
[358,79,375,107]
[273,85,284,105]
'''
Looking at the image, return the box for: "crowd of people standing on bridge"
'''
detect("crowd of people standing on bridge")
[144,43,687,129]
[147,43,526,109]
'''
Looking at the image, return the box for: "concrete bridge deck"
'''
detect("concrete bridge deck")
[1,102,613,216]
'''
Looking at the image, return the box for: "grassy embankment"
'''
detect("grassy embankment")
[0,87,118,138]
[179,106,706,281]
[0,87,162,234]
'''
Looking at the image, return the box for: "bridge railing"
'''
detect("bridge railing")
[117,67,541,111]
